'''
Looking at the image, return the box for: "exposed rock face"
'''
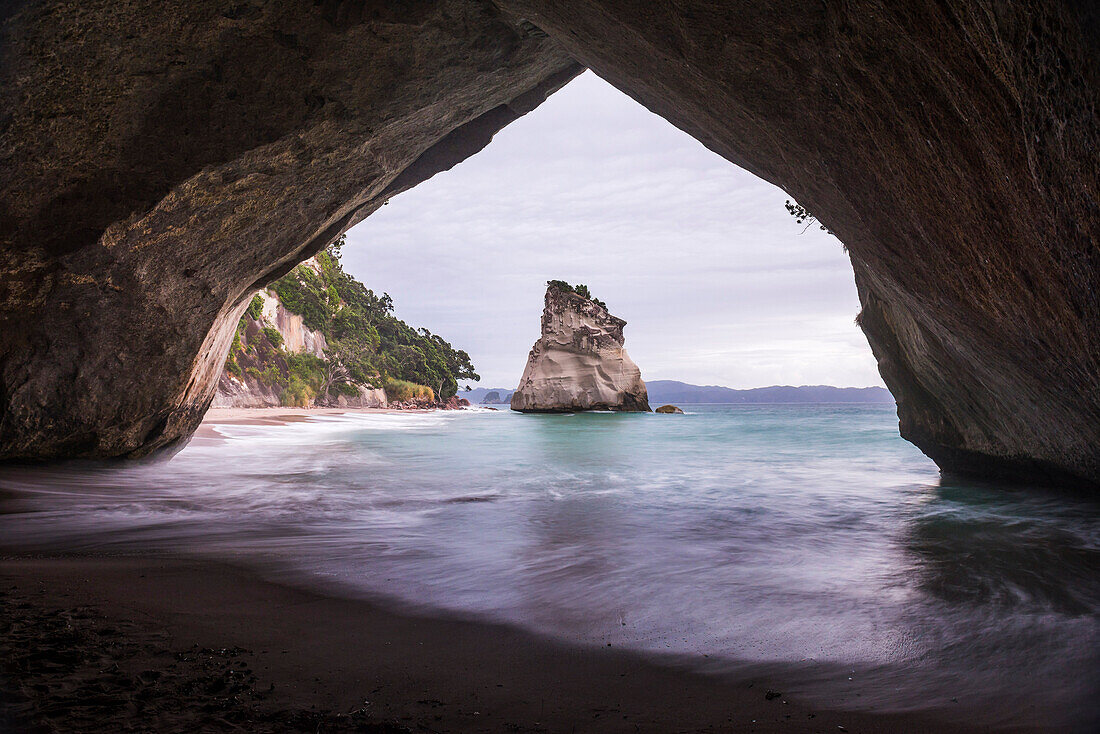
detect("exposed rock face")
[333,386,388,410]
[511,285,650,413]
[210,374,281,409]
[0,1,1096,486]
[0,0,580,459]
[256,289,327,359]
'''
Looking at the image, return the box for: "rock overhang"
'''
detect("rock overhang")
[0,0,1096,488]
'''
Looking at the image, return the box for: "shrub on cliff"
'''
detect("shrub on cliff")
[784,199,833,235]
[286,353,326,394]
[281,376,315,407]
[383,378,435,403]
[271,266,333,332]
[546,280,606,309]
[260,326,284,350]
[245,294,264,320]
[226,322,246,376]
[260,364,285,387]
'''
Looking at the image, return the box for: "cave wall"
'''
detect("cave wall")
[0,0,1096,486]
[0,0,580,458]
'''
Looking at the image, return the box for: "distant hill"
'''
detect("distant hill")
[467,382,893,405]
[646,380,894,404]
[463,387,515,404]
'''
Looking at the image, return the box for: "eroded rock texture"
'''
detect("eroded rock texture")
[511,284,650,413]
[0,0,580,458]
[0,1,1097,487]
[502,0,1099,487]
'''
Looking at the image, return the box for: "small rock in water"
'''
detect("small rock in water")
[655,404,684,414]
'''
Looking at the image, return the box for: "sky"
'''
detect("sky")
[342,71,884,390]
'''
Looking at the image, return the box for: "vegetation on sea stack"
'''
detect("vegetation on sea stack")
[547,280,606,309]
[224,236,478,403]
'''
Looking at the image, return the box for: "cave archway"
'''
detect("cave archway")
[0,1,1096,487]
[342,70,874,396]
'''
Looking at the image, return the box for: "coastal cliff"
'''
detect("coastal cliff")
[212,286,352,408]
[211,241,476,410]
[512,283,650,413]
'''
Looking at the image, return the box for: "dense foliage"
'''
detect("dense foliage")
[546,280,606,309]
[383,379,435,403]
[225,236,478,404]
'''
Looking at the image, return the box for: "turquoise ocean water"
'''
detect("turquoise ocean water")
[1,404,1097,729]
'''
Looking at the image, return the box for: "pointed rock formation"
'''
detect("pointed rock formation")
[511,283,650,413]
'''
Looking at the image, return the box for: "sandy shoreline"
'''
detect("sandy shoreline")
[203,406,407,424]
[193,406,435,444]
[0,554,1034,734]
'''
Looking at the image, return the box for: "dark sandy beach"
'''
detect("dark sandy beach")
[0,555,1035,734]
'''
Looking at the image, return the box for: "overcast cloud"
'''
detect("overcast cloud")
[342,71,883,390]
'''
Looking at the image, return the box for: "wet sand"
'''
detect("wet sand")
[192,407,410,446]
[0,555,1028,734]
[203,406,403,425]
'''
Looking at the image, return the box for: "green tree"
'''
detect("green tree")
[229,235,480,402]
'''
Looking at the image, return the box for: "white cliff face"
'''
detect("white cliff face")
[334,385,388,408]
[210,373,281,408]
[257,288,327,358]
[511,286,650,413]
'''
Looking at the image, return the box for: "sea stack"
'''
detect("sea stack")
[511,282,650,413]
